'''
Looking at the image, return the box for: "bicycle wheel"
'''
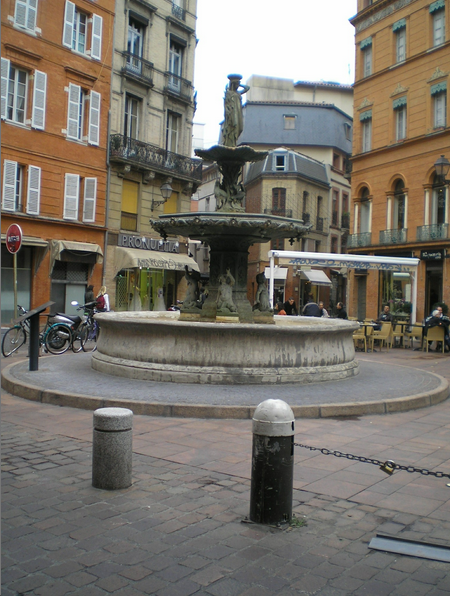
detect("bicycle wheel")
[45,324,72,355]
[71,324,85,353]
[2,325,26,357]
[81,322,98,352]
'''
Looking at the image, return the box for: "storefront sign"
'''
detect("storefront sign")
[421,249,443,260]
[5,224,23,254]
[118,234,179,253]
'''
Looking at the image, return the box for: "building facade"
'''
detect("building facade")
[348,0,450,321]
[106,0,201,312]
[1,0,114,324]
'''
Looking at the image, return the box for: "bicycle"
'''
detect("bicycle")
[69,301,98,353]
[2,305,73,357]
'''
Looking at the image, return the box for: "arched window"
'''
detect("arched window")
[432,174,446,225]
[360,187,371,234]
[393,180,405,229]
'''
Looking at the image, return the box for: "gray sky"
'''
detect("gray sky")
[193,0,357,147]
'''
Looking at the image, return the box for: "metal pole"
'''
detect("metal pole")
[13,252,18,322]
[29,313,40,371]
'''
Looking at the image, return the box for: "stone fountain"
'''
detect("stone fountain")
[92,75,359,384]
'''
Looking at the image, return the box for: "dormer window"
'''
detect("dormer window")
[283,114,296,130]
[273,152,287,171]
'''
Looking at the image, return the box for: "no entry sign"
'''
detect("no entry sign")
[5,224,23,254]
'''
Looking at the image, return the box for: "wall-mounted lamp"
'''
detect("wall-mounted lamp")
[151,180,173,211]
[434,155,450,184]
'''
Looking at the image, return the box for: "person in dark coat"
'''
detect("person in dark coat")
[283,297,298,316]
[302,294,321,317]
[84,285,95,304]
[336,302,348,319]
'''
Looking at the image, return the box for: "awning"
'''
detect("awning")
[1,234,49,273]
[300,269,332,286]
[264,266,288,280]
[115,246,200,274]
[50,240,103,274]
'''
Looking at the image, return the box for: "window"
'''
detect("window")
[431,82,447,128]
[431,4,445,46]
[63,173,97,222]
[361,37,372,77]
[432,175,446,225]
[332,153,341,170]
[393,180,405,229]
[332,189,339,225]
[2,160,41,214]
[66,83,100,144]
[168,40,183,92]
[393,97,407,141]
[14,0,38,32]
[331,236,338,254]
[273,153,286,171]
[166,112,180,153]
[1,58,47,129]
[121,179,138,231]
[127,18,143,73]
[395,24,406,62]
[360,110,372,152]
[344,122,352,140]
[360,187,371,234]
[283,115,296,130]
[272,188,286,213]
[271,238,284,251]
[124,95,139,139]
[63,1,102,60]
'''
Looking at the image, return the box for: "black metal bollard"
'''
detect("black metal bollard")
[249,399,295,526]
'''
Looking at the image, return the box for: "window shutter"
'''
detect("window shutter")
[62,1,75,48]
[1,58,10,120]
[14,0,28,27]
[67,83,81,139]
[91,14,103,60]
[27,0,38,30]
[83,177,97,222]
[26,165,41,215]
[63,173,79,219]
[32,70,47,130]
[88,91,101,145]
[2,160,18,211]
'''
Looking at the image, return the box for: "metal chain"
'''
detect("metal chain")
[294,443,450,479]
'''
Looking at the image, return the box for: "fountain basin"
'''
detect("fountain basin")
[92,312,359,385]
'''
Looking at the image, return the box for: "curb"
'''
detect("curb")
[2,358,449,419]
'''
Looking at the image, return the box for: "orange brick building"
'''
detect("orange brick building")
[1,0,114,324]
[348,0,449,322]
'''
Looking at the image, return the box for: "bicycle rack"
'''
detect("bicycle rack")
[14,301,55,371]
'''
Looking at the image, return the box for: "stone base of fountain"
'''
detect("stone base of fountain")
[92,312,359,385]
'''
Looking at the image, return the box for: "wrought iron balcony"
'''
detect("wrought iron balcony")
[302,212,310,224]
[263,208,293,218]
[121,53,154,87]
[172,2,185,20]
[109,134,202,182]
[346,232,372,248]
[416,223,449,241]
[316,216,324,232]
[164,73,194,103]
[341,213,350,229]
[379,228,407,244]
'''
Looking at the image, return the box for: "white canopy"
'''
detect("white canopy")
[300,269,332,286]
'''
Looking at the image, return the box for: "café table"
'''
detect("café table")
[356,322,377,352]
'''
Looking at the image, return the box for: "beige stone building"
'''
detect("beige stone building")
[105,0,201,312]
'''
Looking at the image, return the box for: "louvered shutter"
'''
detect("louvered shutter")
[88,91,100,145]
[63,173,79,219]
[1,58,10,120]
[27,165,41,215]
[91,14,103,60]
[27,0,38,30]
[62,1,75,49]
[67,83,81,139]
[14,0,27,27]
[2,160,18,211]
[83,177,97,222]
[32,70,46,130]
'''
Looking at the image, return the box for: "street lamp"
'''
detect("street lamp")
[151,180,173,211]
[434,155,450,183]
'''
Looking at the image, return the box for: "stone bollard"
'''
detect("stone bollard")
[249,399,295,526]
[92,407,133,490]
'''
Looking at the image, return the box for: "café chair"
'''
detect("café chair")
[392,323,405,348]
[404,325,423,350]
[353,327,367,352]
[425,326,446,354]
[372,322,392,352]
[348,316,358,321]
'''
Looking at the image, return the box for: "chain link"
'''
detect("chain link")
[294,443,450,479]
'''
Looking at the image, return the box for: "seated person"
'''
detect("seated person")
[336,302,348,319]
[302,294,321,317]
[275,301,286,315]
[374,304,393,330]
[425,307,450,352]
[319,301,329,318]
[283,297,298,316]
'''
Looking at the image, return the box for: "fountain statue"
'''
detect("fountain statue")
[92,76,359,384]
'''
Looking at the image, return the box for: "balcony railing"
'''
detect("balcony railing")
[172,2,185,20]
[316,216,324,232]
[379,228,407,244]
[302,212,310,224]
[263,208,293,218]
[121,53,154,87]
[109,134,202,182]
[164,73,194,103]
[341,213,350,229]
[416,223,449,241]
[346,232,372,248]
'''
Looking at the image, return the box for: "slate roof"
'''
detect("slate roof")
[245,148,329,187]
[239,102,353,154]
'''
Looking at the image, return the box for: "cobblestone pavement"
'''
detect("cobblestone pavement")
[2,377,450,595]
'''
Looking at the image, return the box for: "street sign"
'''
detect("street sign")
[5,223,23,254]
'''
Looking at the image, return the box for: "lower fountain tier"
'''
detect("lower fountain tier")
[92,312,359,385]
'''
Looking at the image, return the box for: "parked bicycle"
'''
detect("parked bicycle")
[2,305,73,357]
[70,301,99,352]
